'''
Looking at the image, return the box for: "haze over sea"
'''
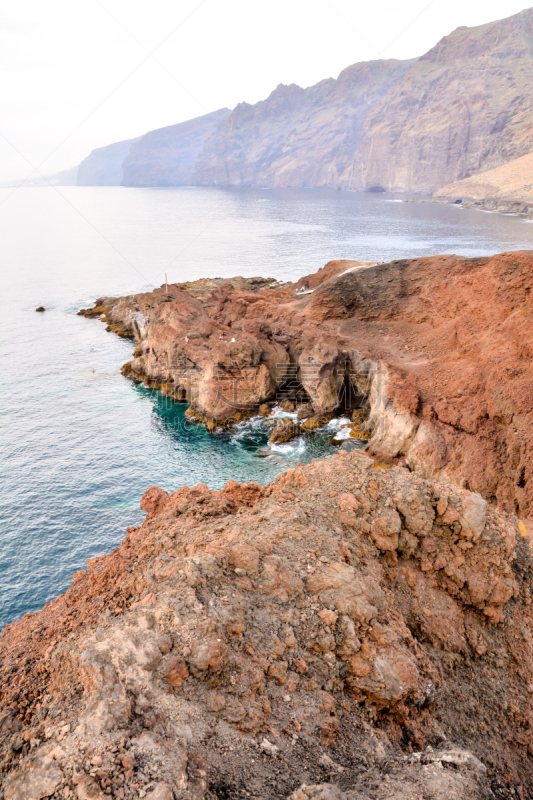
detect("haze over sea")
[2,185,533,628]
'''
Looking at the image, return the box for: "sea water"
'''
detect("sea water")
[2,185,533,627]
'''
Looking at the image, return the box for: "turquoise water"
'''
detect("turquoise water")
[2,186,533,628]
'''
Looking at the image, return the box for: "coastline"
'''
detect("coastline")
[1,251,533,798]
[404,196,533,219]
[408,152,533,220]
[1,448,532,798]
[81,251,533,519]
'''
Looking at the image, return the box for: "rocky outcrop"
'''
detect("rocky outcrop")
[431,151,533,215]
[191,9,533,193]
[122,109,229,187]
[1,450,531,798]
[74,109,229,187]
[76,137,142,186]
[84,251,533,519]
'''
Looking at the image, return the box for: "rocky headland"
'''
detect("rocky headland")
[1,252,532,799]
[77,138,143,187]
[81,250,532,519]
[122,110,230,188]
[431,153,533,217]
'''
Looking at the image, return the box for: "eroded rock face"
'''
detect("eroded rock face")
[0,451,532,798]
[85,250,533,518]
[345,9,533,194]
[192,60,414,189]
[191,10,533,194]
[121,108,230,187]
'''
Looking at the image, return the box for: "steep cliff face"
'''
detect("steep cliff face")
[122,108,229,187]
[81,251,533,519]
[346,9,533,194]
[191,61,414,188]
[76,137,141,186]
[192,9,533,193]
[72,9,533,195]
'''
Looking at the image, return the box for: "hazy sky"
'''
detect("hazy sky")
[1,0,531,183]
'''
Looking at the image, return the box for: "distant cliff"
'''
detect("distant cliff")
[346,10,533,194]
[71,8,533,196]
[122,108,229,186]
[191,60,415,188]
[192,8,533,194]
[76,137,141,186]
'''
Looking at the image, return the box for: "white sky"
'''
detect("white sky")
[1,0,531,183]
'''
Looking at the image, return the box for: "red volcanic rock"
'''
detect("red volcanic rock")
[89,251,532,518]
[304,250,533,518]
[140,486,170,520]
[0,452,532,797]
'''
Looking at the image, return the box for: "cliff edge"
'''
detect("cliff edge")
[122,109,230,187]
[84,251,533,519]
[1,451,532,798]
[192,10,533,193]
[2,251,532,799]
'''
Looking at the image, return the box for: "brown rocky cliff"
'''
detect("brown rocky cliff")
[72,9,533,195]
[431,151,533,215]
[191,9,533,194]
[122,108,230,187]
[346,9,533,194]
[304,251,533,516]
[191,60,415,188]
[88,251,533,519]
[1,451,531,798]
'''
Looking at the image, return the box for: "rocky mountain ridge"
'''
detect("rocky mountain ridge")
[65,8,533,200]
[190,59,415,190]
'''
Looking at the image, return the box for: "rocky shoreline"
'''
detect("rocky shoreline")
[404,196,533,219]
[80,251,532,519]
[429,152,533,219]
[406,196,533,219]
[1,251,532,800]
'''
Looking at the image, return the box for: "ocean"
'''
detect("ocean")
[2,185,533,628]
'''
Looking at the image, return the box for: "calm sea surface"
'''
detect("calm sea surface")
[2,185,533,627]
